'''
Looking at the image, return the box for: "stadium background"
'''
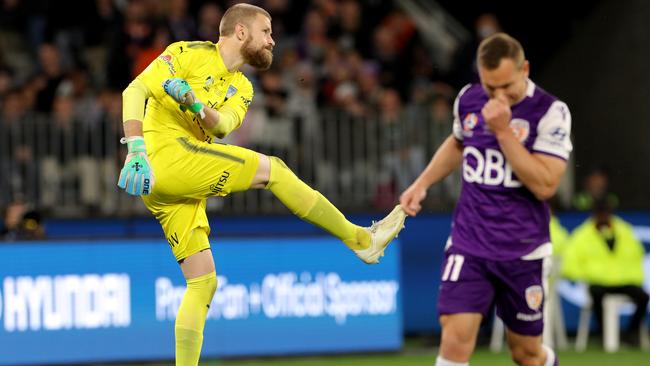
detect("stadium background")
[1,0,649,365]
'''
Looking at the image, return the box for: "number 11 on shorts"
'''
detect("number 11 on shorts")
[442,254,464,282]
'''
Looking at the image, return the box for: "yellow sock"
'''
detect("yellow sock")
[266,157,370,250]
[175,271,217,366]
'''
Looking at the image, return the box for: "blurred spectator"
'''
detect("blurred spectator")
[451,13,502,87]
[562,198,649,345]
[417,93,460,209]
[0,0,32,83]
[164,0,196,42]
[298,8,329,63]
[356,62,383,111]
[550,214,570,257]
[286,61,319,149]
[95,89,130,215]
[81,0,122,87]
[327,0,370,57]
[263,0,308,35]
[40,94,81,209]
[106,0,156,90]
[32,43,67,113]
[0,88,38,206]
[0,0,27,34]
[1,200,45,241]
[0,66,14,95]
[246,69,294,155]
[196,2,222,43]
[573,167,620,211]
[1,200,27,240]
[374,88,406,210]
[132,26,172,77]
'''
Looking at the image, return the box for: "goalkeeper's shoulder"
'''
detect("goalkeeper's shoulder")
[166,41,219,70]
[232,72,254,98]
[159,40,217,61]
[172,40,218,57]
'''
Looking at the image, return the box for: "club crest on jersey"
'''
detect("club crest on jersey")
[463,113,478,132]
[203,76,214,92]
[509,118,530,142]
[158,54,176,75]
[525,285,543,310]
[225,85,237,100]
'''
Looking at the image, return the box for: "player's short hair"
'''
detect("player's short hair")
[219,3,271,37]
[477,33,525,70]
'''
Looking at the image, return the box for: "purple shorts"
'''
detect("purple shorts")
[437,246,546,336]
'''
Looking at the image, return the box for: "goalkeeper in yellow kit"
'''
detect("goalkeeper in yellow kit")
[117,3,406,365]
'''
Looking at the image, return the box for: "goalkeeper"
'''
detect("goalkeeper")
[117,3,406,366]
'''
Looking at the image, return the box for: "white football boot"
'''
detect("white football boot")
[354,205,407,264]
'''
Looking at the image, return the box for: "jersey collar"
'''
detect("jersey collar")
[214,43,231,73]
[525,79,535,97]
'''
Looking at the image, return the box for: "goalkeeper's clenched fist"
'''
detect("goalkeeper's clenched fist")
[117,136,155,195]
[163,78,205,117]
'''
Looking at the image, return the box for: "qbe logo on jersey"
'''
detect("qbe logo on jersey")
[0,273,131,332]
[463,147,522,188]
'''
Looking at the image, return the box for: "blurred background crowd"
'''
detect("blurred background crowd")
[0,0,630,229]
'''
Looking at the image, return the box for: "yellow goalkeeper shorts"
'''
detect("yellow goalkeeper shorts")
[142,134,259,261]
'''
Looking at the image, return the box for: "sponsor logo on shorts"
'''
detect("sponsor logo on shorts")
[210,171,231,195]
[525,285,543,310]
[516,312,542,321]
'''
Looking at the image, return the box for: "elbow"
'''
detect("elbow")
[533,185,557,201]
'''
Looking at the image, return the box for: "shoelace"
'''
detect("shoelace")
[368,220,379,234]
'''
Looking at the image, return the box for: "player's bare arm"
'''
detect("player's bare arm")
[123,119,143,137]
[400,135,463,216]
[482,96,566,201]
[118,80,155,196]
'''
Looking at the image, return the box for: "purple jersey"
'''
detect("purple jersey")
[450,80,572,260]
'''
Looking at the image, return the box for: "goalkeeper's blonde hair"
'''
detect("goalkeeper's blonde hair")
[219,3,271,37]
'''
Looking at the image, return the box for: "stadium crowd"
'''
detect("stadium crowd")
[0,0,483,218]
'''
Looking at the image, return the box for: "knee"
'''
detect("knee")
[262,156,290,187]
[205,272,218,298]
[187,271,218,300]
[269,156,290,173]
[440,327,476,360]
[510,344,542,366]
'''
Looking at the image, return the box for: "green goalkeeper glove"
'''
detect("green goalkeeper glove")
[117,136,155,196]
[163,78,205,117]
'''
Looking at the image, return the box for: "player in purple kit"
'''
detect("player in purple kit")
[401,33,571,366]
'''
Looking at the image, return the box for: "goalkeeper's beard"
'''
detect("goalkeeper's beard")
[241,36,273,70]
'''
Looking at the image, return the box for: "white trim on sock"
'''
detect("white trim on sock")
[436,356,469,366]
[541,344,556,366]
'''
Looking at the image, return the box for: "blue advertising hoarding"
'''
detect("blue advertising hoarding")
[0,238,402,365]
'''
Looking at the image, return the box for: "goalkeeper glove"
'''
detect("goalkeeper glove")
[117,136,155,196]
[163,78,205,117]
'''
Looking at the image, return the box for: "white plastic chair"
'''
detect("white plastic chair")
[575,293,650,352]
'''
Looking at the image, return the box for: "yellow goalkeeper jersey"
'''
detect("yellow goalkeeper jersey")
[137,41,253,142]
